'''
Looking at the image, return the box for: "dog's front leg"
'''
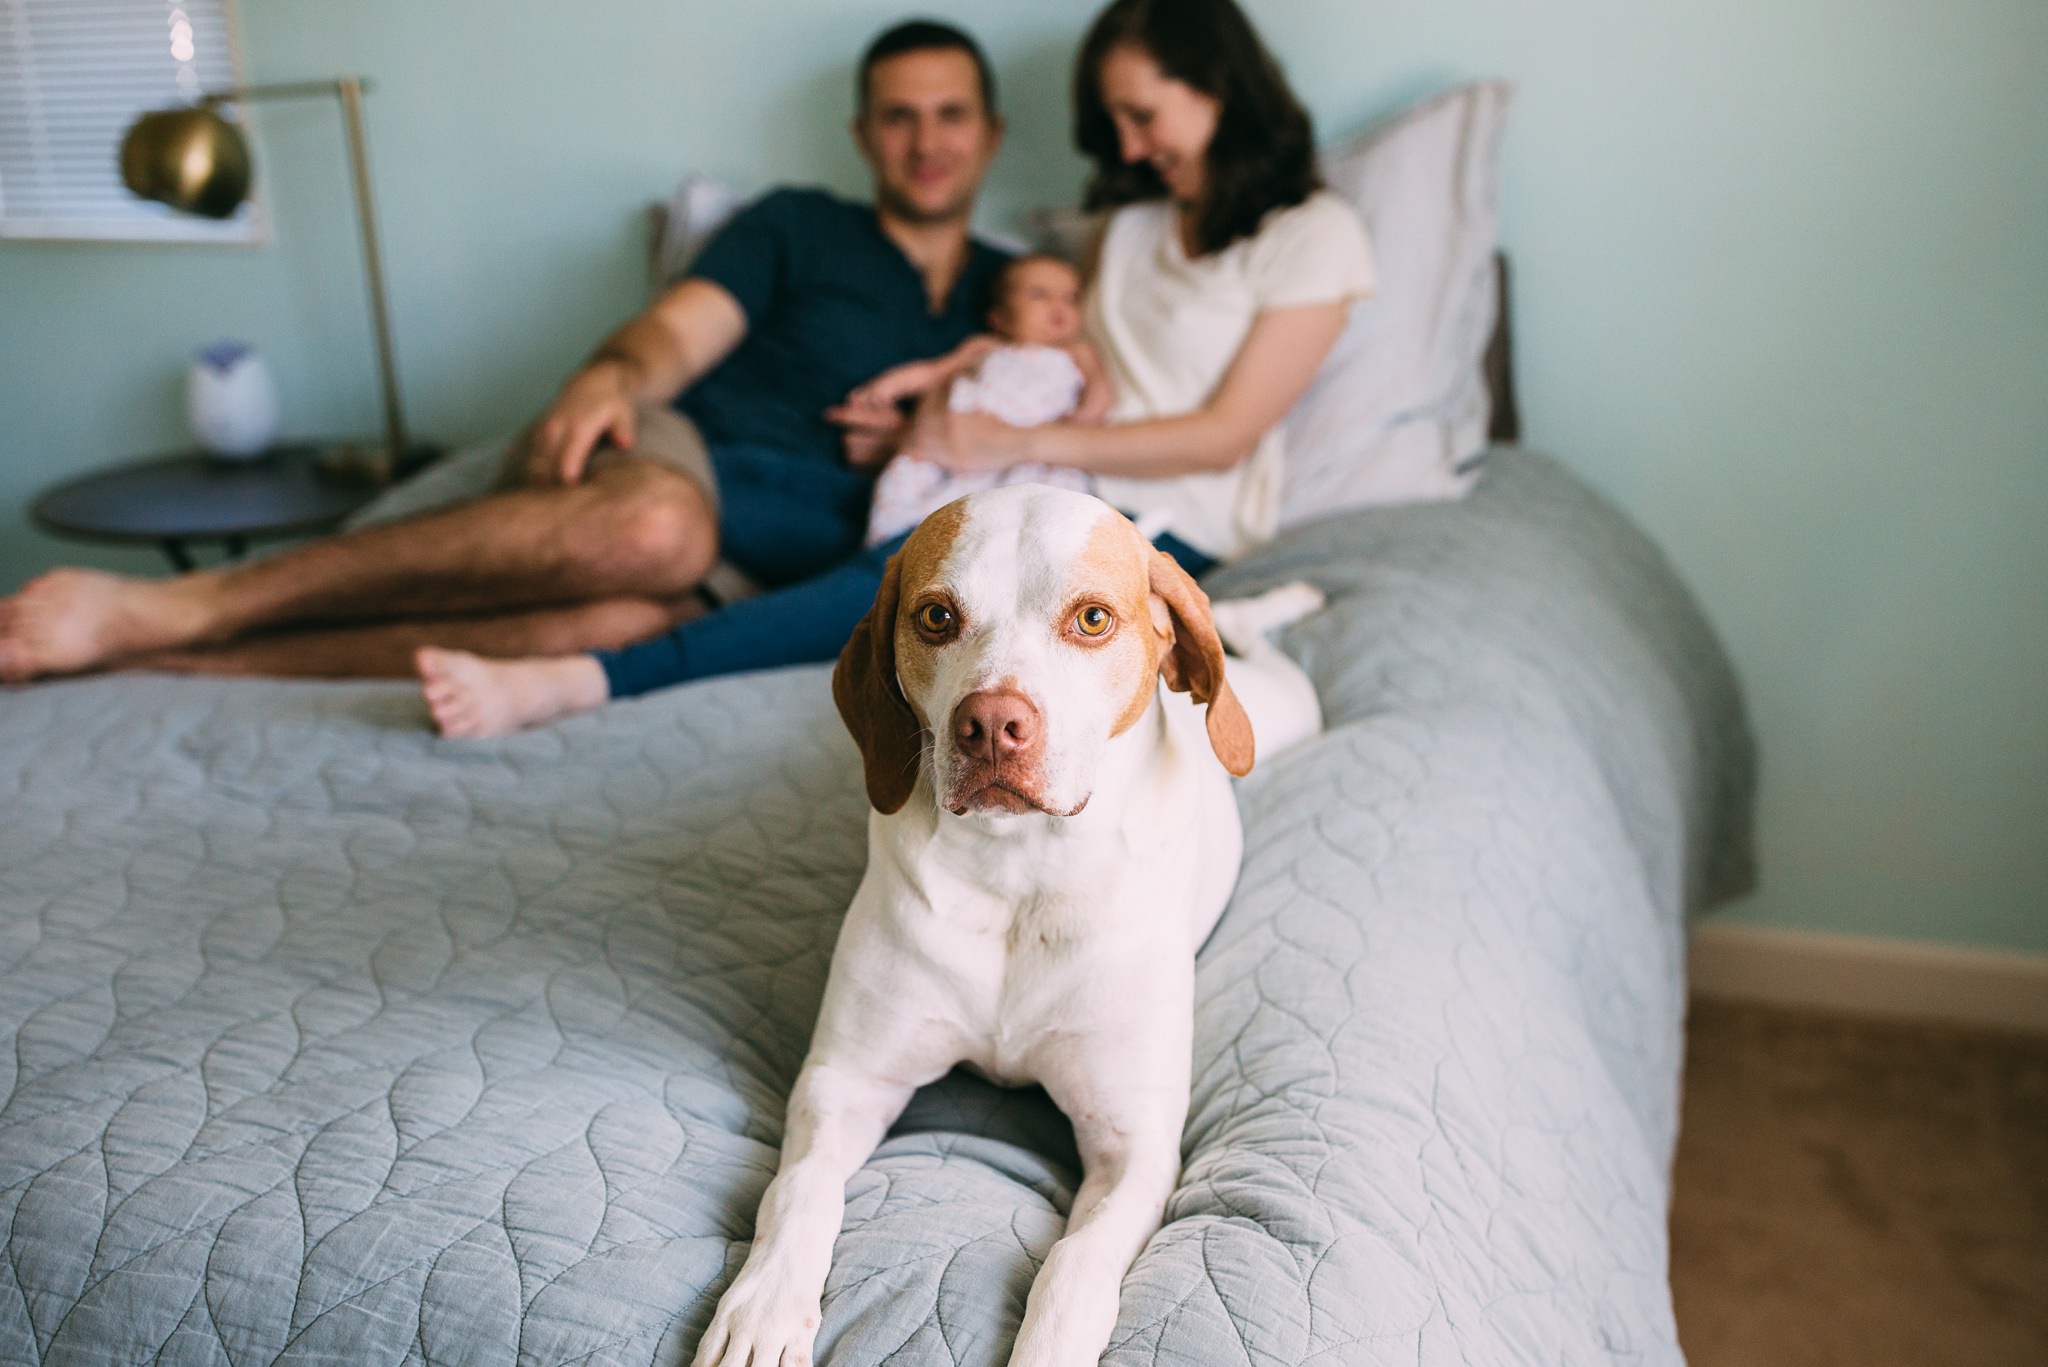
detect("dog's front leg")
[693,1062,913,1367]
[1006,1096,1184,1367]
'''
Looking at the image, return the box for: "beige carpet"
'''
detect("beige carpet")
[1669,1001,2048,1366]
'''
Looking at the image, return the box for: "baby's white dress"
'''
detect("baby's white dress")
[864,343,1094,547]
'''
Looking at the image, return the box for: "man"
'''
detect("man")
[0,21,1008,683]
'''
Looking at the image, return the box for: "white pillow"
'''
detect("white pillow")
[651,174,745,287]
[1278,80,1513,526]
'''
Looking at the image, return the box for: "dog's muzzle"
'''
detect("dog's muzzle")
[942,689,1084,817]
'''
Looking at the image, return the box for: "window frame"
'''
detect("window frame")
[0,0,262,244]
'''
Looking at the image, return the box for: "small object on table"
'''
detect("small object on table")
[31,445,381,571]
[187,341,280,459]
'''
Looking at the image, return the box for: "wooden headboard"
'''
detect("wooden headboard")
[1485,252,1521,445]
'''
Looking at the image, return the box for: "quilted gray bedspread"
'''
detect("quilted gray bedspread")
[0,450,1752,1365]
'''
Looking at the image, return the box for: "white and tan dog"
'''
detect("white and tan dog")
[694,485,1323,1367]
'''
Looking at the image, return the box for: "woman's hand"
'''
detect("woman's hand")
[900,396,1032,474]
[1019,300,1352,479]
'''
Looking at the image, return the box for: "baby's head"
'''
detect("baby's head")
[989,254,1084,347]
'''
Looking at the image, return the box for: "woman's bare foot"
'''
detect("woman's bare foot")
[415,646,610,738]
[0,569,219,682]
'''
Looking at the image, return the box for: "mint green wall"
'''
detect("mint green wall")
[2,1,2042,955]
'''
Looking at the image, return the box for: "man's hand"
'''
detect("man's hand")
[827,399,909,470]
[521,278,749,487]
[526,361,639,486]
[825,336,1003,471]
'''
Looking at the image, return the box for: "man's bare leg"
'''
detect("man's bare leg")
[416,649,612,738]
[0,456,714,682]
[124,594,699,680]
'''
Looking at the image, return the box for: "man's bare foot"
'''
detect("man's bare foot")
[415,646,611,738]
[0,569,218,682]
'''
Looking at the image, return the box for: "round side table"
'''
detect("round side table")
[31,445,380,571]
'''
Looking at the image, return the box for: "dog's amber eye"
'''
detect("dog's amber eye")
[914,602,955,636]
[1074,605,1114,637]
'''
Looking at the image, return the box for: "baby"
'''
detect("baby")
[846,253,1111,545]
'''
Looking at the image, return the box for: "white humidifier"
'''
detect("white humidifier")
[188,340,280,459]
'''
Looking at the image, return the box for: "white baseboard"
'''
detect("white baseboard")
[1688,922,2048,1035]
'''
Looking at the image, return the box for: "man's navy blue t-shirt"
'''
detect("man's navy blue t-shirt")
[676,187,1012,468]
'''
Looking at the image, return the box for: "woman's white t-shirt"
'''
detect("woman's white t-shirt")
[1087,190,1376,560]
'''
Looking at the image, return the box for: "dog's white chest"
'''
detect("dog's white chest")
[922,894,1135,1088]
[879,807,1214,1089]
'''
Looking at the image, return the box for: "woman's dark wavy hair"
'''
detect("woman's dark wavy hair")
[1074,0,1320,257]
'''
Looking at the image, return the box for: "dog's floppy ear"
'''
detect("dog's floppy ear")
[833,552,924,814]
[1147,547,1255,776]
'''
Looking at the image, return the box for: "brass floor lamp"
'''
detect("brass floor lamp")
[120,78,439,482]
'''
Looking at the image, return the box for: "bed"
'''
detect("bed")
[0,431,1753,1362]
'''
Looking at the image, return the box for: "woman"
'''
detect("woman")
[417,0,1373,738]
[908,0,1375,566]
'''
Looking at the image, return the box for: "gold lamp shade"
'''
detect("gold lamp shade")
[118,107,253,219]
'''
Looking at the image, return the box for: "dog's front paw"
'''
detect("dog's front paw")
[692,1268,824,1367]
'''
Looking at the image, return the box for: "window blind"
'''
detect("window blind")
[0,0,253,241]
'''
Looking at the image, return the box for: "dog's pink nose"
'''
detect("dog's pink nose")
[953,689,1041,761]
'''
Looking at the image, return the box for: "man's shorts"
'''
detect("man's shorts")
[499,403,720,517]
